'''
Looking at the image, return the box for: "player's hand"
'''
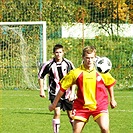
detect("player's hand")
[68,93,77,101]
[110,99,117,109]
[48,104,55,112]
[40,94,46,98]
[40,90,46,98]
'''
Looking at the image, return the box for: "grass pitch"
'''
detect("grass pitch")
[0,90,133,133]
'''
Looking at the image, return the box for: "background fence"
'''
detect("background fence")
[1,0,133,90]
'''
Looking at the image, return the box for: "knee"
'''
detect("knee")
[67,110,73,120]
[54,110,61,118]
[69,114,74,120]
[100,126,109,133]
[55,111,60,117]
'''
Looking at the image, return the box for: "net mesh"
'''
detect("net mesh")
[1,0,133,90]
[1,24,44,89]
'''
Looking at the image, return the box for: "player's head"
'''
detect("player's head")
[53,44,64,62]
[53,44,64,53]
[82,46,96,69]
[82,46,96,57]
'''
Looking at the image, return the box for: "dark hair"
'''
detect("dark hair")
[53,44,63,53]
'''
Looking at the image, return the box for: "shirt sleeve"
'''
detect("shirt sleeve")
[59,70,75,91]
[38,62,49,79]
[101,72,116,89]
[70,61,75,69]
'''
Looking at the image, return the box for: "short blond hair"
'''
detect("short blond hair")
[82,46,96,57]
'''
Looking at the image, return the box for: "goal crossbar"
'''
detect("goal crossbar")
[0,21,47,64]
[0,21,46,25]
[1,21,47,89]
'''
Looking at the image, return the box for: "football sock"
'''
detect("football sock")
[70,119,74,128]
[52,119,60,133]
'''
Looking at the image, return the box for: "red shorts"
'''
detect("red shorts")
[72,108,108,122]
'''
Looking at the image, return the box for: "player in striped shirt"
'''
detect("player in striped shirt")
[38,44,76,133]
[49,46,117,133]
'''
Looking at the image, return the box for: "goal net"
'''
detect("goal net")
[0,21,46,89]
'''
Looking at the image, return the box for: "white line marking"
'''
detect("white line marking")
[2,95,35,97]
[115,96,132,98]
[0,108,132,112]
[1,95,132,98]
[0,108,47,110]
[110,110,133,113]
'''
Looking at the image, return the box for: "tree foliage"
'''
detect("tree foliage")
[1,0,133,90]
[1,0,133,37]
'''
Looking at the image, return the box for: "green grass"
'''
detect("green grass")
[1,90,133,133]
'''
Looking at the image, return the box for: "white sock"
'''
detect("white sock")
[70,119,74,127]
[52,119,60,133]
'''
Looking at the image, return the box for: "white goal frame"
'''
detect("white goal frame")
[0,21,47,90]
[0,21,47,64]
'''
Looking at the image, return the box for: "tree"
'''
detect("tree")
[1,0,132,38]
[87,0,129,36]
[125,0,133,23]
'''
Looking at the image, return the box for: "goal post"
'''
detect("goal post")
[0,21,47,89]
[0,21,47,64]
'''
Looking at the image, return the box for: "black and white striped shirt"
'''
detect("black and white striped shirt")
[38,58,75,98]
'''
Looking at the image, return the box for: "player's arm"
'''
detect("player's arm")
[107,86,117,109]
[38,78,46,98]
[68,84,77,101]
[38,62,49,98]
[49,89,65,111]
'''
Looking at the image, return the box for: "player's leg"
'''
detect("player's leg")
[67,110,74,127]
[63,99,74,127]
[53,106,61,119]
[53,107,61,133]
[72,108,90,133]
[73,120,86,133]
[50,94,61,133]
[95,113,109,133]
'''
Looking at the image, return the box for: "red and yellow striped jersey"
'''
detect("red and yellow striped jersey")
[59,64,116,111]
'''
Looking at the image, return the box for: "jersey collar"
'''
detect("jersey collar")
[80,64,95,73]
